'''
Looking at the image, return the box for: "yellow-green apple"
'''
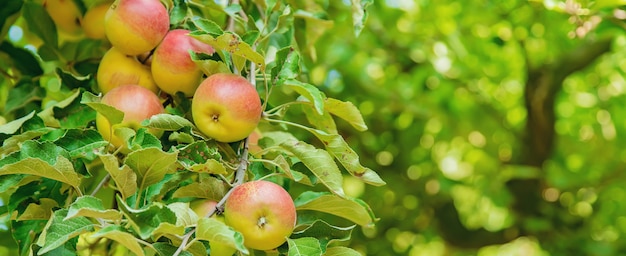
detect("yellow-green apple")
[82,2,111,39]
[190,200,238,256]
[97,47,159,94]
[192,73,262,143]
[104,0,169,55]
[151,29,215,97]
[224,180,296,251]
[190,199,218,218]
[43,0,83,35]
[96,84,164,150]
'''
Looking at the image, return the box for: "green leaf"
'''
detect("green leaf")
[0,156,81,193]
[65,196,123,221]
[193,57,231,77]
[11,219,47,256]
[128,128,162,151]
[0,111,36,135]
[177,140,222,168]
[192,32,265,72]
[291,220,354,250]
[116,196,177,240]
[56,68,91,90]
[54,129,107,160]
[172,174,227,201]
[17,198,58,221]
[272,154,314,186]
[143,113,195,131]
[272,47,300,83]
[294,191,376,227]
[282,79,325,115]
[151,222,185,240]
[5,80,45,115]
[187,159,226,174]
[125,147,178,192]
[325,98,367,131]
[90,225,145,256]
[323,246,362,256]
[53,93,97,129]
[0,41,43,77]
[99,154,138,200]
[152,242,193,256]
[264,131,345,197]
[301,104,338,134]
[21,1,57,48]
[196,217,249,254]
[81,91,124,125]
[287,237,322,256]
[308,130,385,186]
[36,209,94,255]
[0,128,55,156]
[170,0,189,26]
[192,17,224,36]
[166,202,198,227]
[350,0,373,37]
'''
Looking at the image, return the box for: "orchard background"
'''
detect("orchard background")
[3,0,626,256]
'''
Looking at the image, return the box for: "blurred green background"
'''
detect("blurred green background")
[311,0,626,255]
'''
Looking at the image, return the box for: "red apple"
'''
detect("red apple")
[224,180,296,251]
[152,29,215,97]
[191,73,262,143]
[104,0,169,55]
[96,85,164,150]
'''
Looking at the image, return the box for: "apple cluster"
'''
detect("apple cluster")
[82,0,262,148]
[46,0,295,252]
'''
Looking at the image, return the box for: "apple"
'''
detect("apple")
[192,73,262,143]
[97,47,159,94]
[82,2,111,39]
[43,0,83,35]
[190,199,218,218]
[152,29,215,97]
[104,0,169,55]
[96,84,164,150]
[224,180,296,251]
[190,200,238,256]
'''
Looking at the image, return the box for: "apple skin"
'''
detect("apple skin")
[96,85,164,150]
[43,0,83,35]
[97,47,159,94]
[152,29,215,97]
[104,0,169,55]
[82,2,111,39]
[224,180,296,251]
[192,73,262,143]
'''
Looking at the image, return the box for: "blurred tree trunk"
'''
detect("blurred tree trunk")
[507,37,612,219]
[438,37,612,249]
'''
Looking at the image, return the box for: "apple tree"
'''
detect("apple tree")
[0,0,385,255]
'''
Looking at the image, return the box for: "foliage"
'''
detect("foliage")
[311,0,626,255]
[0,0,383,255]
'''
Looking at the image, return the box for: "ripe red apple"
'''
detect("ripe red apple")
[104,0,169,55]
[152,29,215,97]
[224,180,296,251]
[96,85,164,150]
[97,47,159,94]
[191,73,262,143]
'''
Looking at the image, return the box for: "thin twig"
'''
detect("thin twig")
[90,174,111,197]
